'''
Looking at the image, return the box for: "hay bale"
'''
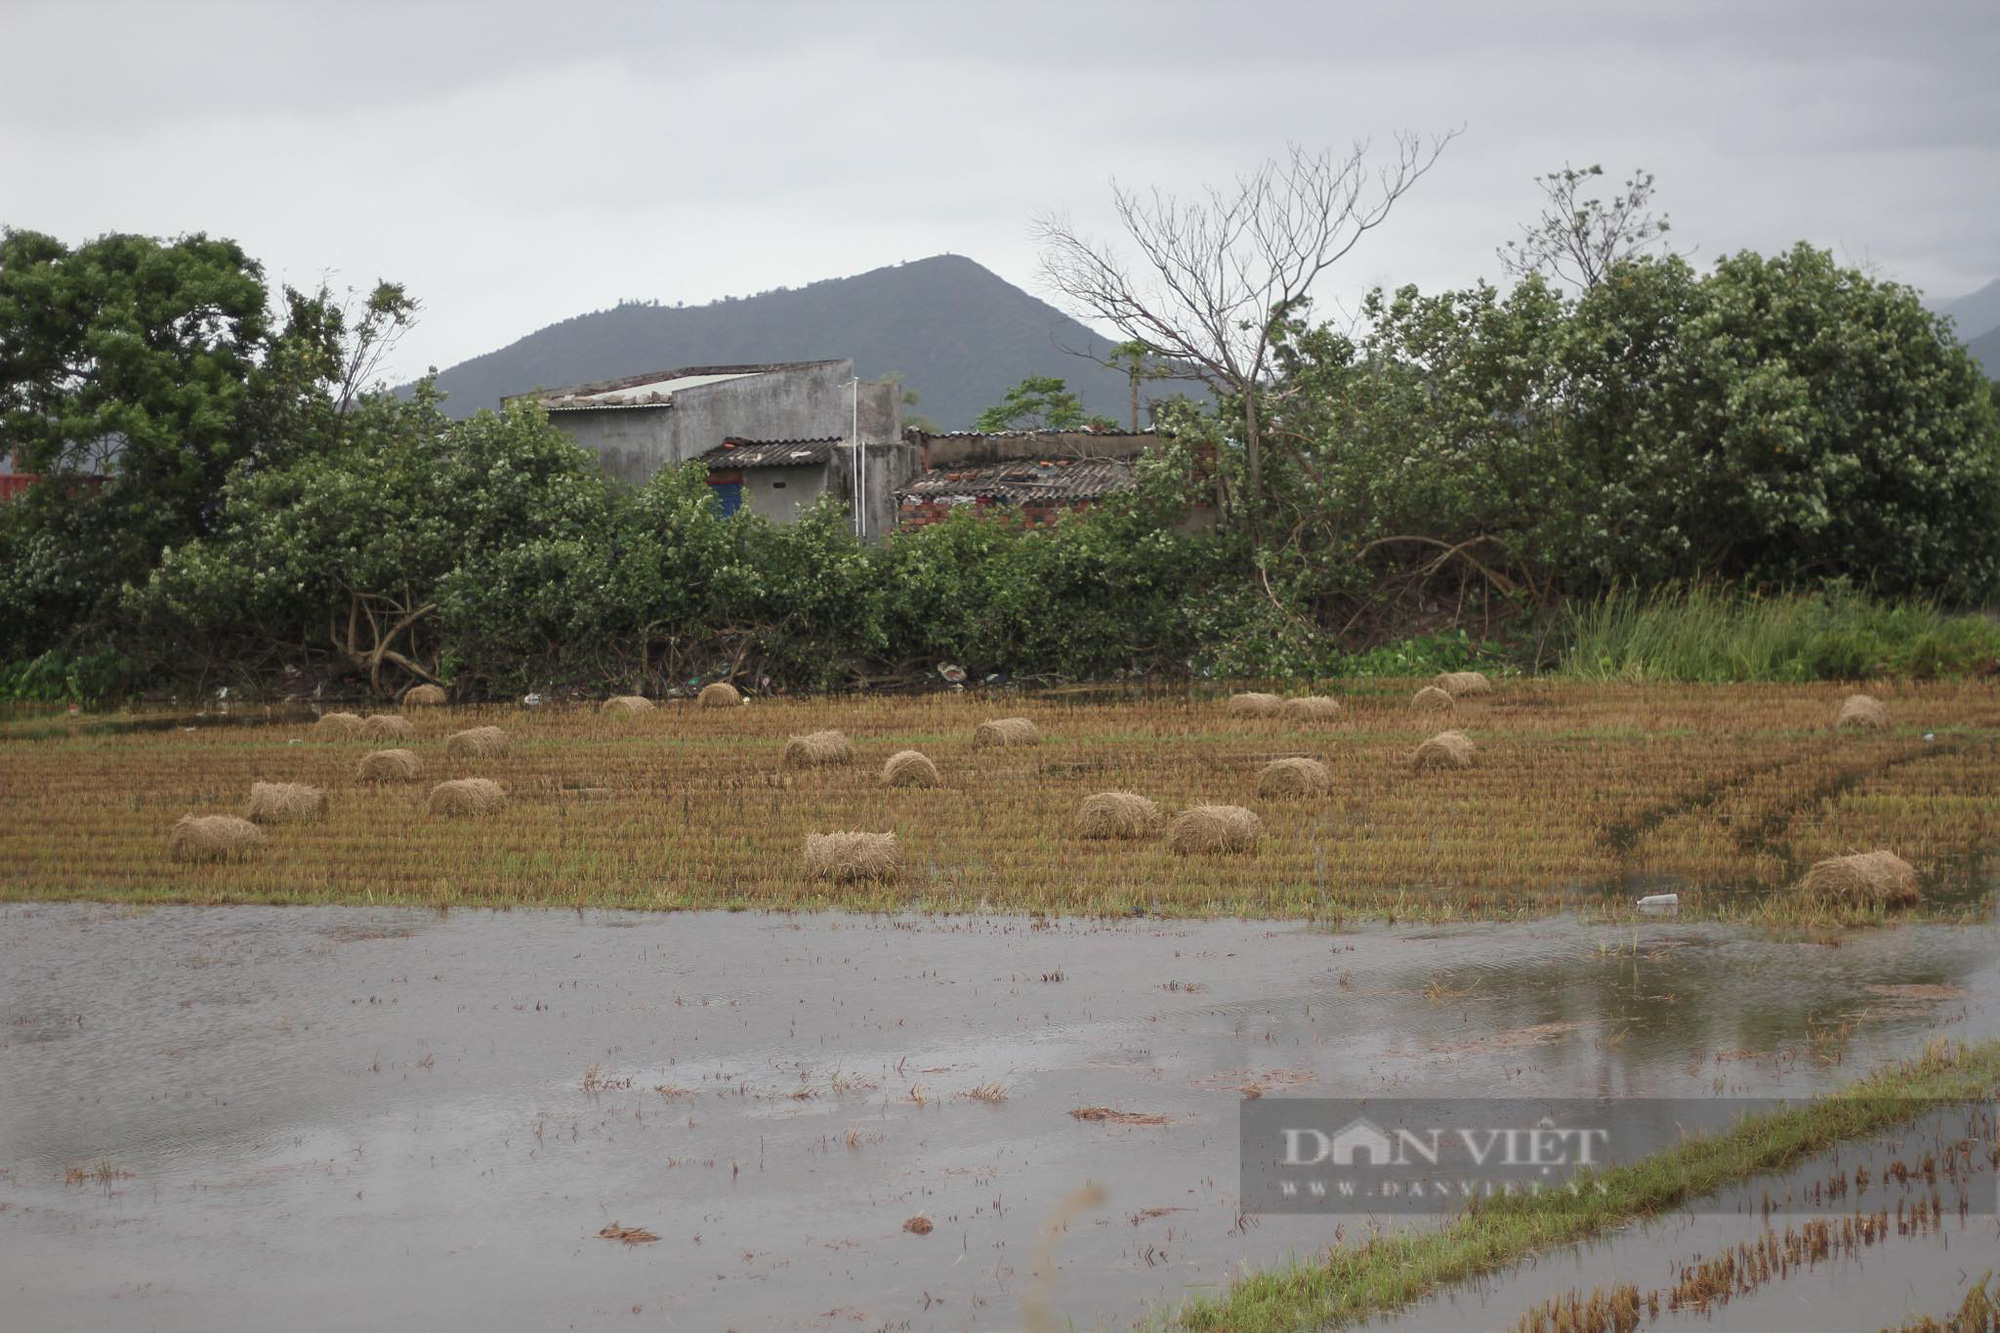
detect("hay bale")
[1411,686,1454,712]
[168,814,265,862]
[361,713,414,740]
[1167,804,1261,855]
[973,717,1041,748]
[427,777,506,816]
[246,781,325,824]
[1226,692,1286,717]
[881,749,940,787]
[1257,756,1331,797]
[1435,671,1494,698]
[1074,791,1162,840]
[1836,694,1888,730]
[803,831,902,882]
[357,748,422,782]
[445,726,508,759]
[1283,695,1344,721]
[784,729,854,768]
[1412,730,1476,771]
[313,711,365,739]
[697,681,743,708]
[401,684,447,707]
[601,695,655,714]
[1799,850,1920,908]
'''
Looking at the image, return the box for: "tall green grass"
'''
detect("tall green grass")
[1562,585,2000,682]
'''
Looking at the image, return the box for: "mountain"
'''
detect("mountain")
[1969,325,2000,380]
[420,254,1153,429]
[1934,278,2000,344]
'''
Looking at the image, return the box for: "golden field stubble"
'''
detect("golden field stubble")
[0,680,1994,920]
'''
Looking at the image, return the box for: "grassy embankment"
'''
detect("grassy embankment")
[0,679,1995,919]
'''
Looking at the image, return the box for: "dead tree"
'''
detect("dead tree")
[1035,135,1457,538]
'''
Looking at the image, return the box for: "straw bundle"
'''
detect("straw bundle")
[1167,804,1261,854]
[246,781,325,824]
[1283,695,1344,721]
[881,750,941,787]
[1836,694,1888,730]
[427,778,506,816]
[973,717,1041,748]
[1411,686,1454,712]
[1798,850,1920,907]
[1412,730,1476,770]
[313,711,365,738]
[784,729,854,768]
[169,814,266,862]
[1257,756,1331,797]
[445,726,508,759]
[1435,671,1494,698]
[601,695,655,714]
[1074,791,1162,840]
[803,831,902,882]
[361,713,414,740]
[1226,692,1286,717]
[357,748,422,782]
[401,684,447,707]
[697,681,743,708]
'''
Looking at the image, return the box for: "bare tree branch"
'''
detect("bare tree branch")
[1035,133,1459,536]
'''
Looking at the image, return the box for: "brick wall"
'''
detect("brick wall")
[896,496,1099,532]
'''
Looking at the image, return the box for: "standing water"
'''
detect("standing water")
[2,905,1996,1330]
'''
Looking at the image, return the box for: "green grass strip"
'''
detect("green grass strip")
[1174,1037,2000,1331]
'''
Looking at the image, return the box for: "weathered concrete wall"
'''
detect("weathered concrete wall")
[555,410,677,485]
[742,464,832,524]
[825,440,921,540]
[666,361,854,465]
[916,431,1152,468]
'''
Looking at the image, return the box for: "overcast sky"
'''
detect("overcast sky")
[6,0,1996,381]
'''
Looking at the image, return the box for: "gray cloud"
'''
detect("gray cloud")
[6,0,1995,381]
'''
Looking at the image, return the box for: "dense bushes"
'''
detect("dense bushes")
[3,229,1996,700]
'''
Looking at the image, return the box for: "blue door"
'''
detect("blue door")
[713,482,743,517]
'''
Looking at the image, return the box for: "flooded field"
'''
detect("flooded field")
[4,904,1997,1330]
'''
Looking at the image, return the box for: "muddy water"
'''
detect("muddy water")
[2,906,1996,1332]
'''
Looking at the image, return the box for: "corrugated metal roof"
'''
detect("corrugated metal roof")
[546,371,759,410]
[897,457,1136,502]
[699,438,842,469]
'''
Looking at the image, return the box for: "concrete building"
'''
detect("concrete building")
[516,359,913,534]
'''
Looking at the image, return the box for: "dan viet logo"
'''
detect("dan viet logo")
[1282,1114,1610,1169]
[1267,1112,1612,1206]
[1240,1097,1997,1216]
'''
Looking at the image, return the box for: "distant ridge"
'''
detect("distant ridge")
[419,255,1148,429]
[1969,325,2000,380]
[1934,278,2000,346]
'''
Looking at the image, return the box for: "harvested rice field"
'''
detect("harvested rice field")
[1,680,1996,919]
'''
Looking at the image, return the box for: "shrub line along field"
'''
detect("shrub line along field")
[1,679,1996,922]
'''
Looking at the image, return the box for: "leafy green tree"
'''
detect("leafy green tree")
[0,229,278,654]
[973,375,1113,432]
[1558,245,2000,597]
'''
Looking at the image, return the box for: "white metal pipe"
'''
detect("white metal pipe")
[851,376,863,538]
